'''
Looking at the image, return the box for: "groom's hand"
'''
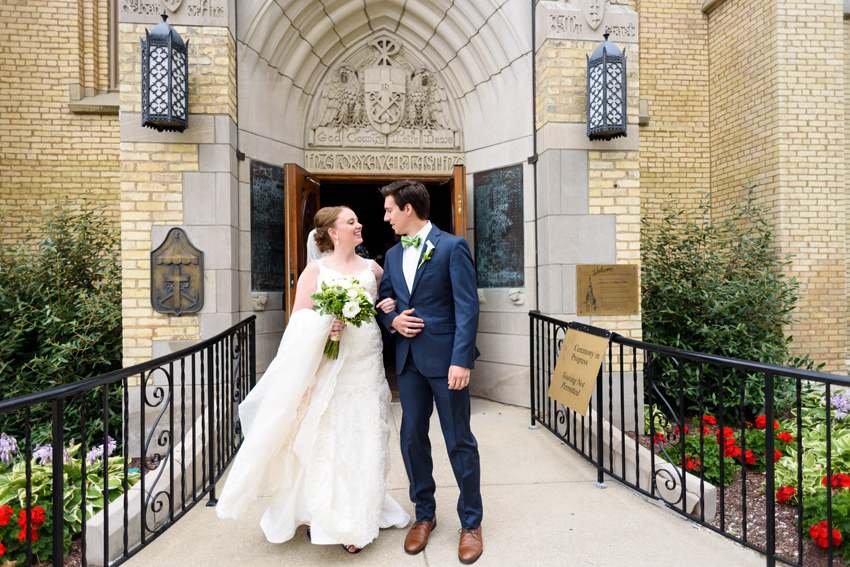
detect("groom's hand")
[448,365,470,390]
[391,308,424,338]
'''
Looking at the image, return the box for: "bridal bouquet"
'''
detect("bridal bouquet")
[311,275,378,359]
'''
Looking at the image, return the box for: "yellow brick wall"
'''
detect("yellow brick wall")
[707,0,781,215]
[536,39,640,130]
[119,24,236,122]
[119,141,198,369]
[0,0,119,242]
[772,0,845,372]
[119,24,236,371]
[845,17,850,340]
[637,0,711,221]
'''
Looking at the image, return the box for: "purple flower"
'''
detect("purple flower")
[32,444,72,466]
[822,393,850,421]
[0,433,18,465]
[86,437,117,465]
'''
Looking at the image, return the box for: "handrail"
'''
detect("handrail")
[0,316,257,413]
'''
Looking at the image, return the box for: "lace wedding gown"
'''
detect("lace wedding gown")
[216,259,409,547]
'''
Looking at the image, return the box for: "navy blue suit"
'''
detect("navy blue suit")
[378,225,482,529]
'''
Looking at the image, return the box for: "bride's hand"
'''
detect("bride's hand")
[376,298,397,314]
[329,319,346,337]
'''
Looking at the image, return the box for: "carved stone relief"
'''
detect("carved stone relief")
[308,35,461,153]
[305,151,463,175]
[537,0,638,47]
[121,0,226,26]
[251,292,269,311]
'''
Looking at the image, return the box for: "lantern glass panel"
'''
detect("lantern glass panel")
[172,50,187,120]
[149,46,170,115]
[588,64,604,129]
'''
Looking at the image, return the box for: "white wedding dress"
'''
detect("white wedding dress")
[216,259,410,547]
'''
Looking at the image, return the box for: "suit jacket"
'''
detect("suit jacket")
[378,225,480,377]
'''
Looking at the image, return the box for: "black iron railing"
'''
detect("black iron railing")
[530,311,850,567]
[0,316,256,567]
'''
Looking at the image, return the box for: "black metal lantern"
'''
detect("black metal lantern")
[141,11,189,133]
[586,31,627,141]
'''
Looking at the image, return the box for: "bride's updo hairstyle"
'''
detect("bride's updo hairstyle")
[313,206,348,253]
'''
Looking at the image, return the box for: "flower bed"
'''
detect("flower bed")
[0,433,140,565]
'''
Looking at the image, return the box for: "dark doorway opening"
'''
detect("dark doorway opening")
[318,178,454,395]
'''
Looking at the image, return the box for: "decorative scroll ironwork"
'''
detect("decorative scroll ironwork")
[151,228,204,315]
[141,367,174,534]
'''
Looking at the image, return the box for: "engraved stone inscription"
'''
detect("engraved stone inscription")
[305,151,463,174]
[538,0,638,44]
[121,0,227,26]
[474,164,525,288]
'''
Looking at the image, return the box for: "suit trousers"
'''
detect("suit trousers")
[397,355,483,529]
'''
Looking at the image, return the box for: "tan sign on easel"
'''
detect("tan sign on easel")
[546,328,610,416]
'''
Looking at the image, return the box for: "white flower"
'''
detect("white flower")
[425,239,436,254]
[363,291,373,304]
[346,288,359,299]
[342,301,361,318]
[331,278,352,290]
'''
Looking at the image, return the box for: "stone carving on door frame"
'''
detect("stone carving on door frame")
[121,0,226,26]
[538,0,638,46]
[309,34,460,152]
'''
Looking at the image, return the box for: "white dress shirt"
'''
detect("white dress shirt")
[402,221,432,294]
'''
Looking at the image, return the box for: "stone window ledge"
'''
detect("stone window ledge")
[69,92,120,115]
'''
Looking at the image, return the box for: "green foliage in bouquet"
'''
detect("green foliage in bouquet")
[641,181,821,421]
[0,199,122,448]
[310,275,378,359]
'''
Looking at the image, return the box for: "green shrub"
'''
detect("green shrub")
[641,182,821,421]
[0,199,122,447]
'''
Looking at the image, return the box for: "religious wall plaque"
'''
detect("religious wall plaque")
[576,264,639,316]
[547,327,610,416]
[251,160,288,293]
[151,228,204,315]
[473,164,524,288]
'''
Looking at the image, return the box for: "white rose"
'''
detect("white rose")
[337,279,353,290]
[363,291,373,304]
[342,301,361,318]
[346,288,359,299]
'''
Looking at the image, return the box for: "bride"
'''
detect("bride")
[216,206,410,553]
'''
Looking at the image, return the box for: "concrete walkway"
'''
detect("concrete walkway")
[123,399,765,567]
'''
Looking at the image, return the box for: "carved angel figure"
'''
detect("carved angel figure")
[310,66,364,129]
[402,69,456,131]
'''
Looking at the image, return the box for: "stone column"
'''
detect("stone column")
[534,0,642,430]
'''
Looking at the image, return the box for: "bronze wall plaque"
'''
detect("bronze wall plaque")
[577,264,639,316]
[151,228,204,315]
[473,163,524,288]
[251,160,288,292]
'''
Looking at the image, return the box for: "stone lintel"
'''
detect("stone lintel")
[120,112,217,143]
[538,123,639,152]
[119,0,235,37]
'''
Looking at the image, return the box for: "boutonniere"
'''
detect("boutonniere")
[418,240,436,269]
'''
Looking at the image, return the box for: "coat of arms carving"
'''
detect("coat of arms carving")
[151,228,204,316]
[584,0,605,30]
[309,35,459,150]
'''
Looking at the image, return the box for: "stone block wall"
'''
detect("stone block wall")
[0,0,119,241]
[118,22,238,377]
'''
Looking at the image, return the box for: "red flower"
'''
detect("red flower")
[673,425,689,437]
[744,450,756,465]
[700,426,712,436]
[715,427,735,445]
[31,506,45,528]
[777,486,796,504]
[0,505,12,526]
[772,450,782,463]
[822,473,850,490]
[724,444,742,459]
[778,432,793,443]
[702,415,717,426]
[755,415,780,430]
[0,541,5,557]
[653,433,666,444]
[17,525,37,543]
[684,455,701,471]
[810,521,842,549]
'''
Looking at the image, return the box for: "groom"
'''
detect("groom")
[377,180,483,564]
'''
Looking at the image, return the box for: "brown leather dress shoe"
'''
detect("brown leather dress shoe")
[404,517,437,554]
[458,525,483,564]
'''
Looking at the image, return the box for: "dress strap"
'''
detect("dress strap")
[316,258,325,268]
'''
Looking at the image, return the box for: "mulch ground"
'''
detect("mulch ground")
[625,430,847,567]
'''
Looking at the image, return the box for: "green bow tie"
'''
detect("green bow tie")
[401,235,422,249]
